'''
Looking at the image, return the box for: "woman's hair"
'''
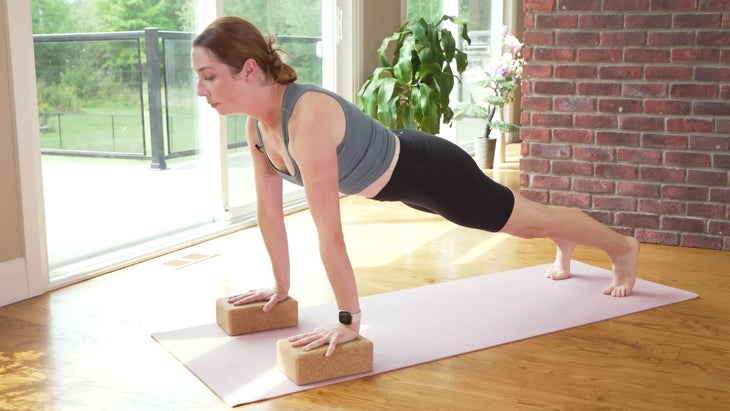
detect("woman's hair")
[193,16,297,84]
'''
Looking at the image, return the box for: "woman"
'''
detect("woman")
[192,16,640,357]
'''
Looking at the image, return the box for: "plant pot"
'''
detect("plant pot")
[474,136,496,169]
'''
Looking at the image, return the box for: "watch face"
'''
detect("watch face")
[339,310,352,325]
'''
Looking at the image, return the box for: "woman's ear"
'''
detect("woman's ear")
[239,58,258,81]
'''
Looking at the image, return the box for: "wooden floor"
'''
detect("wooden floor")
[1,168,729,410]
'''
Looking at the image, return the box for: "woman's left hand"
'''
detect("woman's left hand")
[288,323,359,357]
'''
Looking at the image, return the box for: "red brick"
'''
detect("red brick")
[578,82,621,96]
[520,158,551,173]
[681,234,724,249]
[524,13,535,29]
[597,131,640,147]
[646,65,693,80]
[645,100,691,115]
[695,67,730,82]
[709,220,730,236]
[623,83,667,98]
[555,65,596,78]
[600,31,647,46]
[700,0,730,11]
[672,48,720,62]
[550,191,591,207]
[574,146,615,161]
[652,0,702,10]
[599,66,643,80]
[535,14,578,29]
[671,83,718,98]
[662,185,709,201]
[674,14,722,28]
[690,135,730,151]
[531,175,571,189]
[522,96,553,111]
[520,127,551,142]
[573,178,615,193]
[555,97,595,112]
[593,195,636,210]
[714,153,730,169]
[521,111,531,126]
[524,0,556,12]
[596,163,639,179]
[578,48,622,63]
[617,181,661,197]
[532,113,573,127]
[604,0,650,10]
[718,119,730,133]
[687,169,727,185]
[617,148,662,164]
[557,32,599,46]
[553,128,594,143]
[662,216,706,232]
[625,14,670,29]
[575,114,618,128]
[640,167,686,182]
[557,0,600,10]
[552,160,594,175]
[689,203,726,219]
[643,133,688,148]
[599,99,643,113]
[615,212,660,228]
[534,47,576,61]
[625,48,670,63]
[647,31,696,46]
[639,198,686,214]
[710,187,730,202]
[578,14,624,29]
[523,31,554,46]
[694,101,730,116]
[619,116,665,131]
[523,64,553,78]
[635,229,680,246]
[665,151,712,167]
[529,142,572,158]
[521,188,550,203]
[667,118,714,133]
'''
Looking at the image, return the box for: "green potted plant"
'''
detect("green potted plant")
[455,28,524,169]
[356,15,471,135]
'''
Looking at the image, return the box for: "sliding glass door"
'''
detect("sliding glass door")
[31,0,337,284]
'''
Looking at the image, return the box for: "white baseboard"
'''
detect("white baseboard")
[0,258,29,307]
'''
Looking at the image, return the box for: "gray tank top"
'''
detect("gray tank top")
[254,83,396,195]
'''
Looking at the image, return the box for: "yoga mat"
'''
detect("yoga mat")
[152,261,698,407]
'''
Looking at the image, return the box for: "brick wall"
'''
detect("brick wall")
[519,0,730,251]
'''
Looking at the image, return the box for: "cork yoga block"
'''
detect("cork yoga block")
[215,297,298,336]
[276,336,374,386]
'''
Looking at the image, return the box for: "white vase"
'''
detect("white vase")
[474,136,496,169]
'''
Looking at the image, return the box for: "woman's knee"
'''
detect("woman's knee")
[499,192,552,239]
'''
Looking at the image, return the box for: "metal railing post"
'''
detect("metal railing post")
[145,28,167,170]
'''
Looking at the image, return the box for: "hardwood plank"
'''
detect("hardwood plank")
[1,169,729,410]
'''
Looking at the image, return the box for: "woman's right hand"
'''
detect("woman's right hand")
[227,285,289,312]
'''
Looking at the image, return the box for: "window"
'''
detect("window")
[28,0,341,284]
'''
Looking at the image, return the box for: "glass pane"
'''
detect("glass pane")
[222,0,323,217]
[32,0,215,278]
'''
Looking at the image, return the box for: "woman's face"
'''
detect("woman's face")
[192,46,243,115]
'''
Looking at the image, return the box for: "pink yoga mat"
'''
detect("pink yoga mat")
[152,261,698,407]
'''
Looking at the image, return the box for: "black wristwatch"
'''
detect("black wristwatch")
[338,310,361,325]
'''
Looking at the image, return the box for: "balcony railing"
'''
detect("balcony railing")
[34,29,321,169]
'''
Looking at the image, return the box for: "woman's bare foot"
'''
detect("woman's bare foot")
[602,236,640,297]
[546,239,576,280]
